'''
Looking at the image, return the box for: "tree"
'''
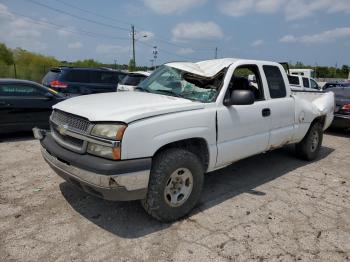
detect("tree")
[128,59,136,72]
[0,43,14,65]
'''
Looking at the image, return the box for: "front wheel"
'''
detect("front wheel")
[141,148,204,222]
[295,122,323,161]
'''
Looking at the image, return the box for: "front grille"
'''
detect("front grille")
[52,127,84,148]
[50,109,90,153]
[51,110,90,133]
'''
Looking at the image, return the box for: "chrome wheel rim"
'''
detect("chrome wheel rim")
[310,130,319,152]
[164,168,193,207]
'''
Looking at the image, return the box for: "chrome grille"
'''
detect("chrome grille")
[51,110,90,133]
[50,110,90,153]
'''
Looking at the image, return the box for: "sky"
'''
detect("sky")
[0,0,349,67]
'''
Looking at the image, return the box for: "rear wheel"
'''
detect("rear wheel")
[295,122,323,160]
[141,148,204,222]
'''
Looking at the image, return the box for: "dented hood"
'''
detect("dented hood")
[166,58,237,78]
[53,91,204,123]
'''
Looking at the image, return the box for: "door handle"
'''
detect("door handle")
[262,108,271,117]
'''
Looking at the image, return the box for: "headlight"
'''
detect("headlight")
[91,124,126,140]
[88,124,126,160]
[87,143,121,160]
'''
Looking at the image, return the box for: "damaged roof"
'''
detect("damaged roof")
[166,58,238,78]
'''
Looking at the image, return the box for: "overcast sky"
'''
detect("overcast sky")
[0,0,349,67]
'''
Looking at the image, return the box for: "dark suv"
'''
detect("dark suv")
[42,67,127,95]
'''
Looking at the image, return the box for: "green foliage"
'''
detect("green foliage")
[290,62,349,79]
[11,48,60,82]
[0,43,14,65]
[128,59,136,72]
[1,41,347,82]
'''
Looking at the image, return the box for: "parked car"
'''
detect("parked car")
[324,82,350,129]
[288,74,321,91]
[117,71,151,91]
[0,79,65,134]
[33,58,334,222]
[42,67,127,95]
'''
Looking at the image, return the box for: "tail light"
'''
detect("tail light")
[341,104,350,110]
[49,80,68,88]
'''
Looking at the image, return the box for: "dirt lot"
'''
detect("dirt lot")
[0,131,349,262]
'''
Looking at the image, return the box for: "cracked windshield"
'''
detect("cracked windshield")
[138,65,221,102]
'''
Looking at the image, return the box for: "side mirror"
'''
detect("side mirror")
[44,92,54,100]
[224,90,255,106]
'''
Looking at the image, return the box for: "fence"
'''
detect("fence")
[0,63,51,83]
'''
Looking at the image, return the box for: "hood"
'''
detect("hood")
[53,91,204,123]
[166,58,238,78]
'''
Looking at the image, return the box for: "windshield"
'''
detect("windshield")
[120,74,146,86]
[138,65,223,102]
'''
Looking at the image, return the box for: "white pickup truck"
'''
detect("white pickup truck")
[288,74,321,91]
[34,58,334,222]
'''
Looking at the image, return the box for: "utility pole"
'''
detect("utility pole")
[13,63,17,79]
[153,46,158,70]
[215,47,218,59]
[114,59,117,70]
[150,59,154,69]
[131,25,136,65]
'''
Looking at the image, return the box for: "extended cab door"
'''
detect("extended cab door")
[216,64,271,167]
[262,65,295,148]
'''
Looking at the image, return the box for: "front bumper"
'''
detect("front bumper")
[34,128,151,201]
[331,114,350,129]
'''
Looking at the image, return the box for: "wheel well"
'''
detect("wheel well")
[153,138,209,171]
[311,115,326,129]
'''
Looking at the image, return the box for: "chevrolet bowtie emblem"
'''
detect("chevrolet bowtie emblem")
[58,124,68,135]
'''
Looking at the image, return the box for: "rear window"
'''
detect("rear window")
[120,75,146,86]
[288,75,300,85]
[302,77,310,88]
[42,70,61,84]
[63,70,89,83]
[263,65,286,98]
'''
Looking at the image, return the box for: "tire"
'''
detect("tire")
[141,148,204,222]
[295,122,323,161]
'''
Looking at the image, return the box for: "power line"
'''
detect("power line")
[26,0,130,32]
[4,10,130,41]
[5,2,211,62]
[51,0,215,52]
[138,41,204,61]
[5,9,195,62]
[53,0,130,26]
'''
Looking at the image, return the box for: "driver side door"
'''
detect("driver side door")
[216,64,271,167]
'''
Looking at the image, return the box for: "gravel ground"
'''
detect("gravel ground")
[0,130,349,262]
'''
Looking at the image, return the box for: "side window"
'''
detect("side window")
[0,84,44,97]
[288,75,300,86]
[64,70,89,83]
[302,77,310,88]
[90,71,117,84]
[263,65,286,98]
[228,64,265,101]
[310,79,319,89]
